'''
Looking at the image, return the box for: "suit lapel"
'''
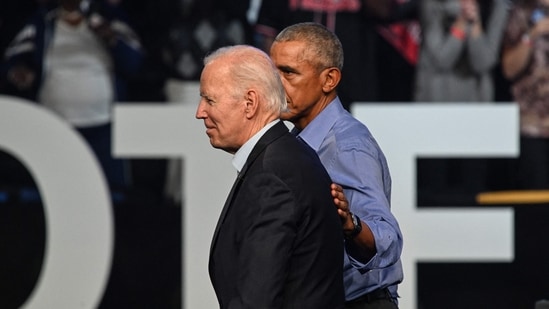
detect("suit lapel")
[210,172,242,254]
[244,121,289,168]
[209,121,290,255]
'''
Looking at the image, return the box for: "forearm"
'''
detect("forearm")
[343,210,403,267]
[468,33,501,72]
[4,36,38,90]
[332,145,401,267]
[422,15,466,69]
[502,38,532,80]
[469,2,509,72]
[344,217,376,261]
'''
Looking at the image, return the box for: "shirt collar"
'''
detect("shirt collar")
[232,120,280,173]
[297,97,343,151]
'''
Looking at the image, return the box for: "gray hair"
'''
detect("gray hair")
[273,22,344,72]
[204,45,287,114]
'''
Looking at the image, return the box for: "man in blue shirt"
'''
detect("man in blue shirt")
[270,22,403,308]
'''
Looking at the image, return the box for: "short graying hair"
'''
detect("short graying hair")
[273,22,344,72]
[203,45,287,114]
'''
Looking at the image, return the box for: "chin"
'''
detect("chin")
[208,137,219,148]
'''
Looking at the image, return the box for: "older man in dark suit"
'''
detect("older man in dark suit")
[195,44,344,308]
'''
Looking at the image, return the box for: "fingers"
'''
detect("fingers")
[330,182,342,192]
[331,183,349,212]
[330,183,355,229]
[330,183,345,199]
[331,190,348,209]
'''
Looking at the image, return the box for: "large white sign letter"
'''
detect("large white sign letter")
[0,96,113,309]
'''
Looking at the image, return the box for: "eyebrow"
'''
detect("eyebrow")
[277,65,298,73]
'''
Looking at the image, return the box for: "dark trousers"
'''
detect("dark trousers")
[345,289,398,309]
[345,298,398,309]
[77,123,128,189]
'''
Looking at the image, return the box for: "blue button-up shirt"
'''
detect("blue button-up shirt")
[297,98,403,301]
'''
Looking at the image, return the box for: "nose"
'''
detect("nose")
[195,101,207,119]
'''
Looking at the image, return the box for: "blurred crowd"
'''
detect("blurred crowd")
[1,0,549,205]
[0,0,421,108]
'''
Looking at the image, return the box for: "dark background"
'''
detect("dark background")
[1,0,547,308]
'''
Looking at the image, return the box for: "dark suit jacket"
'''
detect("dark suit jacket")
[209,121,344,309]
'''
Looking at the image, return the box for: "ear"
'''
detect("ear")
[321,67,341,93]
[244,89,259,119]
